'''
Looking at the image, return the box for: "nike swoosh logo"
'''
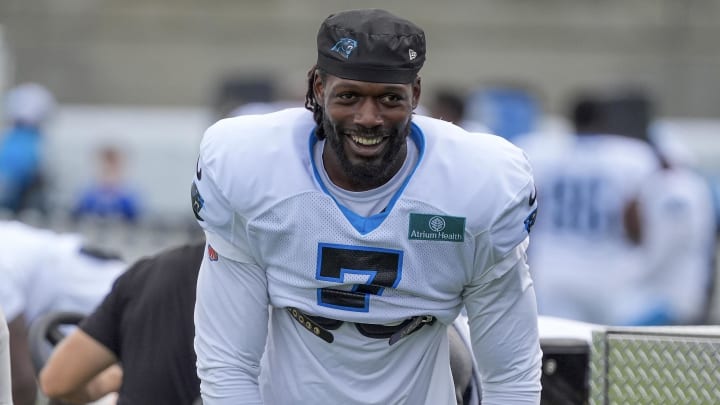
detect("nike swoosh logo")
[529,186,537,206]
[196,157,202,181]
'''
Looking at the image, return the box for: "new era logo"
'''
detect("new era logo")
[409,49,417,60]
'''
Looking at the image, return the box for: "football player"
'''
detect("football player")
[192,9,541,404]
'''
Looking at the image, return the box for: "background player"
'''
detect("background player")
[39,242,204,405]
[0,220,126,405]
[520,91,660,325]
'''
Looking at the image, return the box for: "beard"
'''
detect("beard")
[322,114,411,190]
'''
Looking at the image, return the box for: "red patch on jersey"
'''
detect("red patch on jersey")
[207,245,218,261]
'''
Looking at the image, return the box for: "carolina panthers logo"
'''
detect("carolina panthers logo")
[330,38,358,59]
[524,208,537,233]
[191,182,204,222]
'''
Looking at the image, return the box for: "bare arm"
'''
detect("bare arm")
[7,314,37,405]
[39,328,122,404]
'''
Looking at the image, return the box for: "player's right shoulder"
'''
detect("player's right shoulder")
[200,107,313,153]
[198,108,314,184]
[192,107,316,225]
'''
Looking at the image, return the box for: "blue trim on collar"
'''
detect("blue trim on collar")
[308,122,425,235]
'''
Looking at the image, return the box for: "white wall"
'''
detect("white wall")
[43,104,213,224]
[3,1,720,117]
[41,105,720,223]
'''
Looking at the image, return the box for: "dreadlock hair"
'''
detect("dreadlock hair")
[304,65,328,139]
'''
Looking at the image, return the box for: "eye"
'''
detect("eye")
[380,94,403,104]
[336,92,357,102]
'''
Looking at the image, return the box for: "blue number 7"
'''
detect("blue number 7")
[316,243,403,312]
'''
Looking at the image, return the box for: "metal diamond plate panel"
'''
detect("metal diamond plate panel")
[590,331,608,405]
[590,328,720,405]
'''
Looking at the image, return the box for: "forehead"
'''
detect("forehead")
[323,74,414,94]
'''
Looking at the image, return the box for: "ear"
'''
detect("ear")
[411,76,422,110]
[313,70,325,105]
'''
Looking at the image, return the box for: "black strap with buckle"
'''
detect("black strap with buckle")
[287,307,336,343]
[388,315,436,345]
[287,307,436,345]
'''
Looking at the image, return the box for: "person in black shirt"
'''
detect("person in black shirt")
[39,242,204,405]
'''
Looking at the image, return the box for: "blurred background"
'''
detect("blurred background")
[0,1,719,286]
[1,2,720,404]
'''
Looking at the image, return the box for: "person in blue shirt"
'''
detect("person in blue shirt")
[72,145,141,223]
[0,83,56,213]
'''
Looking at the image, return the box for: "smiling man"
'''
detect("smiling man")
[192,9,541,405]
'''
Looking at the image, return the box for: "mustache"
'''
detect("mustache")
[341,126,394,138]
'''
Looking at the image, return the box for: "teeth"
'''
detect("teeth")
[351,135,383,145]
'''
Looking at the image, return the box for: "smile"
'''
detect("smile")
[350,135,385,146]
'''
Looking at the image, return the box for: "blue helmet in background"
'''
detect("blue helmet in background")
[466,85,539,142]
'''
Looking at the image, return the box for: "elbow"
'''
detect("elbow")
[481,353,543,400]
[38,367,72,400]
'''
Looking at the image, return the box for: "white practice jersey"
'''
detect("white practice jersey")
[0,307,11,405]
[634,166,717,324]
[0,221,126,324]
[193,108,541,405]
[520,134,660,324]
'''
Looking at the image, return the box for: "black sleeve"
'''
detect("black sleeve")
[78,258,148,357]
[78,275,124,356]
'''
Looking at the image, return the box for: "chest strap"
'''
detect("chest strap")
[388,315,436,345]
[288,307,336,343]
[287,307,436,345]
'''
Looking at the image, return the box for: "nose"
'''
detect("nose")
[353,98,383,128]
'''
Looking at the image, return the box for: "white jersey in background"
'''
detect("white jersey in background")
[0,307,11,405]
[521,134,660,325]
[0,221,126,324]
[633,165,717,324]
[193,108,541,405]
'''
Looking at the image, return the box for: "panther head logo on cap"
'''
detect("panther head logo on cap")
[330,38,358,59]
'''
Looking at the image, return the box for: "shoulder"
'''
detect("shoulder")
[93,244,202,319]
[585,135,658,163]
[415,114,532,181]
[414,113,529,164]
[197,108,318,217]
[608,135,656,156]
[516,132,573,164]
[199,108,314,185]
[0,220,56,244]
[122,242,205,283]
[200,107,315,163]
[410,115,535,230]
[644,168,714,208]
[149,242,205,272]
[411,114,531,177]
